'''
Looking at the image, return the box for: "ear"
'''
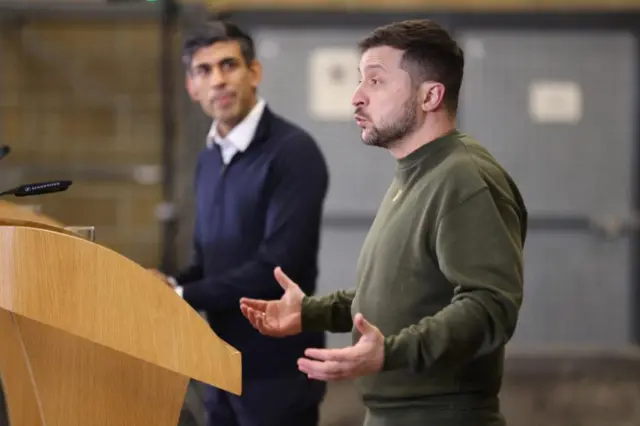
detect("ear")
[185,73,198,102]
[248,59,263,90]
[420,82,446,113]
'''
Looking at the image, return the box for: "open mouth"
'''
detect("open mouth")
[354,115,369,127]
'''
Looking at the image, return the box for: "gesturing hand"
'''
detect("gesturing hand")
[298,313,384,381]
[240,267,305,337]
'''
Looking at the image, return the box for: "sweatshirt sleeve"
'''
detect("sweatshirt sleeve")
[382,188,525,372]
[301,289,356,333]
[181,132,329,312]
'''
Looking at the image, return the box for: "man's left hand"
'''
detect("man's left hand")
[298,313,384,381]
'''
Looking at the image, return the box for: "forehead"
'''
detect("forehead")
[191,40,243,67]
[359,46,404,72]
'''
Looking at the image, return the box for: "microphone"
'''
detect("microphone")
[0,180,72,197]
[0,145,10,160]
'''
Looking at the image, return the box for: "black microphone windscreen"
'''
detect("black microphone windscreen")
[0,180,72,197]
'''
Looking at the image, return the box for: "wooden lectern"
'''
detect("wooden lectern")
[0,200,242,425]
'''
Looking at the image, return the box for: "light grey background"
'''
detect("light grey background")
[458,30,638,345]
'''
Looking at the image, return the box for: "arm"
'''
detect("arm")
[382,188,525,372]
[171,158,204,284]
[172,235,204,284]
[301,289,356,333]
[182,132,329,311]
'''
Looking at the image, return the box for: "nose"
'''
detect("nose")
[351,85,366,109]
[208,66,226,88]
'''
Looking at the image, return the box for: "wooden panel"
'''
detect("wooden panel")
[0,224,242,403]
[0,309,187,426]
[0,201,64,228]
[0,310,42,426]
[15,315,188,426]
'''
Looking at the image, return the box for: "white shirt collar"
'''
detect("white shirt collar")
[206,98,266,151]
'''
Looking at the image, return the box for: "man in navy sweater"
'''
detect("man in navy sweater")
[154,20,329,426]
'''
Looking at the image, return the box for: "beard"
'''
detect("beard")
[361,94,419,149]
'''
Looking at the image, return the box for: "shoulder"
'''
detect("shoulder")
[429,132,522,215]
[268,110,319,146]
[264,109,329,180]
[267,110,328,165]
[194,147,218,177]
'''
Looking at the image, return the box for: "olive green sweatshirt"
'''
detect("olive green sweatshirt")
[301,130,527,414]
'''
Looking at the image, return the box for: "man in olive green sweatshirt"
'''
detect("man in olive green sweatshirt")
[240,19,527,426]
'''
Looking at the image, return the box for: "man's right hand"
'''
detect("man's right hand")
[240,267,305,337]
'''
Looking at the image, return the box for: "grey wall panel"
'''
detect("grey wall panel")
[458,30,638,345]
[253,28,395,215]
[317,228,370,348]
[459,31,637,216]
[514,233,633,345]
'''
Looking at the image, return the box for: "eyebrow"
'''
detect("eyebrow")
[358,64,387,73]
[193,56,239,69]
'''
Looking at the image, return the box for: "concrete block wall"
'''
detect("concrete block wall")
[0,20,172,267]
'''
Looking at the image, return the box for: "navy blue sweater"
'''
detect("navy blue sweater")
[176,107,329,381]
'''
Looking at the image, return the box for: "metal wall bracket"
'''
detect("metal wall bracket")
[588,213,640,239]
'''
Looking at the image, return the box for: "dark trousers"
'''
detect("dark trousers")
[363,405,506,426]
[205,373,325,426]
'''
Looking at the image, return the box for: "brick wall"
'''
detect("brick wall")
[0,20,178,267]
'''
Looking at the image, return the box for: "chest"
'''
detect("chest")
[351,182,453,332]
[357,182,425,280]
[194,151,272,236]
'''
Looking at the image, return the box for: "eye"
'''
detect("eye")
[219,58,240,72]
[194,64,211,77]
[220,62,234,71]
[357,77,380,86]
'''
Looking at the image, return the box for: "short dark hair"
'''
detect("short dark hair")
[182,20,255,69]
[358,19,464,114]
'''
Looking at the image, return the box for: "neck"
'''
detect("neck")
[388,112,456,160]
[216,96,259,137]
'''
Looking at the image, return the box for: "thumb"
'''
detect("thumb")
[274,266,295,291]
[354,313,376,336]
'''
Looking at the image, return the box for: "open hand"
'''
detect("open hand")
[298,313,384,381]
[240,267,305,337]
